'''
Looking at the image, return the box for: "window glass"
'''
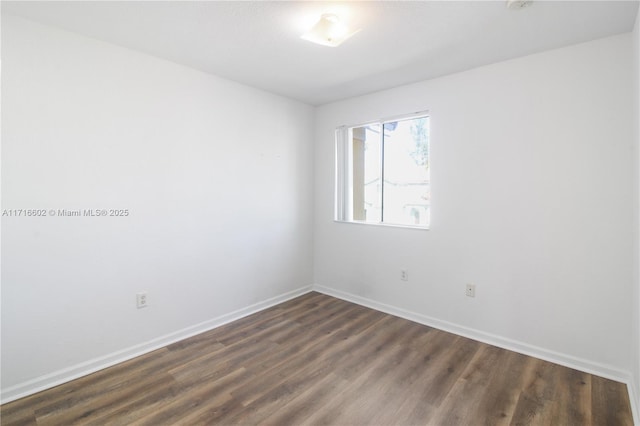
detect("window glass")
[336,114,430,228]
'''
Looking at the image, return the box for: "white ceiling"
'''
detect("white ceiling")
[3,1,638,105]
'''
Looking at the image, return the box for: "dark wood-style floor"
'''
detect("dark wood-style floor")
[1,292,634,425]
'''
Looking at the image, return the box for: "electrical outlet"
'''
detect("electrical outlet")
[465,284,476,298]
[401,270,408,281]
[136,292,148,309]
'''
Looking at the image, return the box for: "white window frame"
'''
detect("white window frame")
[335,111,430,230]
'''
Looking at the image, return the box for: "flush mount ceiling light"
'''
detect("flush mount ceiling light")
[301,13,359,47]
[506,0,533,10]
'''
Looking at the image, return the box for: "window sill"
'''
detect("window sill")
[333,220,429,231]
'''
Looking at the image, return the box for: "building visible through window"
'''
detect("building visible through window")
[335,114,430,228]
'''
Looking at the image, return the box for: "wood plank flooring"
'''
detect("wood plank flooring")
[1,292,634,425]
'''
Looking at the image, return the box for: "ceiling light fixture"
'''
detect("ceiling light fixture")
[506,0,533,10]
[301,13,359,47]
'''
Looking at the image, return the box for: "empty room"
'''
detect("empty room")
[2,0,640,424]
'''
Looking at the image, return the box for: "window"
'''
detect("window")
[335,113,430,228]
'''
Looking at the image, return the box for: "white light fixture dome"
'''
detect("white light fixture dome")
[301,13,359,47]
[506,0,533,10]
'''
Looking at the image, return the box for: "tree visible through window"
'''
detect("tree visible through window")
[335,114,430,228]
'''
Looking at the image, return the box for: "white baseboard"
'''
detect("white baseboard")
[0,285,313,404]
[313,284,639,424]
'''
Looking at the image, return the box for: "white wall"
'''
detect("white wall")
[1,15,314,400]
[314,34,634,381]
[632,6,640,418]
